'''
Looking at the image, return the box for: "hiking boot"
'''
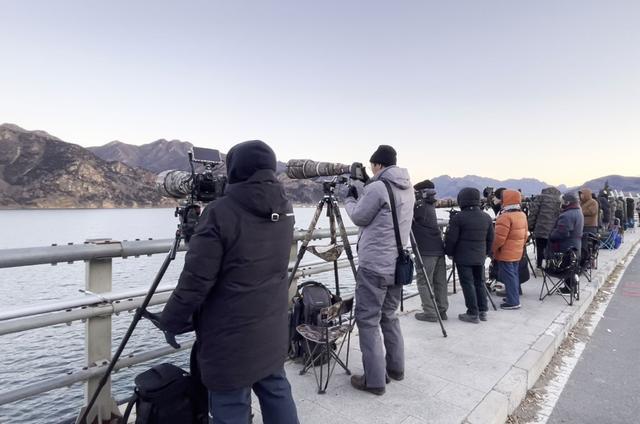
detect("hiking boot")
[440,311,448,320]
[559,286,573,295]
[414,312,438,322]
[458,313,480,323]
[479,311,488,321]
[500,302,521,310]
[350,375,385,395]
[386,368,404,381]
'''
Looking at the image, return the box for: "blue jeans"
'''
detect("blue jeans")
[498,261,520,305]
[208,367,299,424]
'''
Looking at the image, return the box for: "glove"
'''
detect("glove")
[347,185,359,200]
[140,309,181,349]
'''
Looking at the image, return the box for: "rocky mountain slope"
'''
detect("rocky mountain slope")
[0,124,174,208]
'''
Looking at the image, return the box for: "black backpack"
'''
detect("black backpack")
[288,281,337,360]
[121,363,207,424]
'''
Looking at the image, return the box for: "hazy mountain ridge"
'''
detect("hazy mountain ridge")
[0,124,175,208]
[431,175,569,199]
[2,123,639,209]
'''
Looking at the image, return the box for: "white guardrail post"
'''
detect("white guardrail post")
[78,239,121,423]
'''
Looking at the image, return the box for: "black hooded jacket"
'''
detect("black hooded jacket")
[598,192,611,224]
[412,189,445,256]
[161,142,294,391]
[444,188,494,266]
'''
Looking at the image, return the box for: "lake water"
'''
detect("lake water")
[0,207,448,423]
[0,207,362,423]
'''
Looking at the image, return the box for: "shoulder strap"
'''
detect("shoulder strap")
[381,180,404,256]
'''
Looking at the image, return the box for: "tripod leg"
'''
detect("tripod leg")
[527,249,537,278]
[332,200,358,279]
[288,199,325,288]
[328,201,341,299]
[483,276,498,311]
[78,234,182,424]
[410,231,447,337]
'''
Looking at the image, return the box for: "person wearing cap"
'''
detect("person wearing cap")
[411,179,448,322]
[155,140,299,424]
[492,190,528,310]
[549,192,584,294]
[444,188,494,323]
[344,144,414,395]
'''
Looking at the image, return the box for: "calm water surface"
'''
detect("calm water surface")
[0,207,362,423]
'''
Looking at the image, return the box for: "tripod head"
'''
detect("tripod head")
[175,202,202,243]
[322,175,349,196]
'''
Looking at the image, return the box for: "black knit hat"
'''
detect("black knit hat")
[414,179,435,190]
[226,140,277,184]
[369,145,397,166]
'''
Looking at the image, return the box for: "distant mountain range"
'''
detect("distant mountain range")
[1,123,638,209]
[0,124,173,208]
[431,175,569,199]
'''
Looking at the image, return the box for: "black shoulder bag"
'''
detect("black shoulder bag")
[382,180,414,285]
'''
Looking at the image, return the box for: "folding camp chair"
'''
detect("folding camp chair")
[580,233,600,282]
[296,296,354,394]
[598,230,617,250]
[540,248,580,305]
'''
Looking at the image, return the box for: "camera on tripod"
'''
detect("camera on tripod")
[156,147,227,241]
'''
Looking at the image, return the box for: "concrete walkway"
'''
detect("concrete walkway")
[253,229,640,424]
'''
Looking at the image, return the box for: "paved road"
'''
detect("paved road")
[548,250,640,424]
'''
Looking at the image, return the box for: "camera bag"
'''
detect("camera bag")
[382,180,414,285]
[288,281,336,360]
[121,362,206,424]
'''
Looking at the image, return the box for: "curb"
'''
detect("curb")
[464,235,640,424]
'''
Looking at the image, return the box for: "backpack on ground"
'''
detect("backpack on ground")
[121,363,207,424]
[288,281,337,361]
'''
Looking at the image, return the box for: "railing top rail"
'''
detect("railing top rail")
[0,227,360,269]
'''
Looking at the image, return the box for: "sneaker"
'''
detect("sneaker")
[414,312,438,322]
[350,375,385,395]
[386,368,404,381]
[495,289,507,297]
[500,302,521,310]
[479,311,488,321]
[458,313,480,323]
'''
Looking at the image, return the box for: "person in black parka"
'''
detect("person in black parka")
[444,187,494,323]
[160,140,299,424]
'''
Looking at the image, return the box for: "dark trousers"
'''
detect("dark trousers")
[456,264,487,316]
[498,260,520,305]
[208,366,299,424]
[535,238,548,267]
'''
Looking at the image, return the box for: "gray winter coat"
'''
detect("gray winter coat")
[528,187,561,239]
[345,166,414,276]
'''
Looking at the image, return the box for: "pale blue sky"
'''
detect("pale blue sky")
[1,0,638,186]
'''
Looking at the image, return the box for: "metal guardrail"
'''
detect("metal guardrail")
[0,226,360,421]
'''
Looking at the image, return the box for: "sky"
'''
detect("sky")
[0,0,638,186]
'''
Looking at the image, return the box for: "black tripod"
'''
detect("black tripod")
[288,178,357,297]
[77,205,197,424]
[409,231,448,337]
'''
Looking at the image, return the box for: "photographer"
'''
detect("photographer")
[444,188,494,323]
[492,190,528,310]
[411,179,448,322]
[156,140,299,424]
[528,187,562,268]
[549,192,584,293]
[344,144,414,395]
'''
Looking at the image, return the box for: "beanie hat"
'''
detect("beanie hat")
[369,145,397,166]
[414,179,435,191]
[225,140,277,184]
[457,187,481,208]
[562,192,579,204]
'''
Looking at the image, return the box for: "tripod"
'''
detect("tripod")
[77,205,197,424]
[409,231,448,337]
[288,178,357,297]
